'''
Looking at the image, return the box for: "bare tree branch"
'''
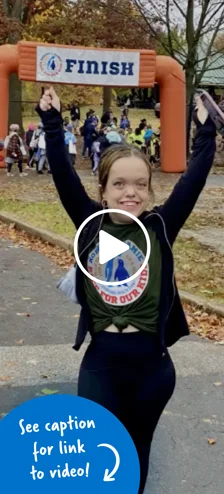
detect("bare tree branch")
[196,46,224,65]
[194,0,210,45]
[200,24,223,38]
[132,0,186,60]
[202,1,224,31]
[196,63,224,73]
[195,13,224,83]
[172,0,187,20]
[144,0,167,26]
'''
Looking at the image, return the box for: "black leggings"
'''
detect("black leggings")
[7,161,23,173]
[78,331,176,493]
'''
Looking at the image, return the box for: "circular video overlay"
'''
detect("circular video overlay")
[74,209,151,286]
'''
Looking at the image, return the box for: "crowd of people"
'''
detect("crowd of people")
[64,101,161,175]
[1,99,161,177]
[2,122,50,177]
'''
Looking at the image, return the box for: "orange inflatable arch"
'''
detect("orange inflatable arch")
[0,41,186,172]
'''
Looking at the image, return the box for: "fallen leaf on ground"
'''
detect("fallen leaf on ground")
[213,382,223,387]
[0,376,12,382]
[16,312,30,317]
[8,223,15,230]
[207,438,216,445]
[184,302,224,342]
[41,388,59,395]
[15,339,24,345]
[22,297,31,300]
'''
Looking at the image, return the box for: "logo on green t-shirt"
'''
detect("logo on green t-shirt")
[87,240,149,306]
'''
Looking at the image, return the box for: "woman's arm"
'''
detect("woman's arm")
[36,88,101,229]
[158,111,216,246]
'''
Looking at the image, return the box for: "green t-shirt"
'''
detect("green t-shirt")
[84,218,162,334]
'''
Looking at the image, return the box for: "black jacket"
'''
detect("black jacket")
[70,105,80,121]
[36,105,216,352]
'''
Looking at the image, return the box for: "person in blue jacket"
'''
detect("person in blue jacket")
[64,124,77,166]
[82,114,98,159]
[120,114,130,130]
[36,87,218,494]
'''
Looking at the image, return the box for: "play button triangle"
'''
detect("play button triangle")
[99,230,129,265]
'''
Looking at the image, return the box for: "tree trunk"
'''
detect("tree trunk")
[103,87,112,112]
[7,8,23,133]
[185,67,196,159]
[8,75,23,131]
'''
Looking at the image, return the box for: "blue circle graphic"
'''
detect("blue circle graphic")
[0,394,140,493]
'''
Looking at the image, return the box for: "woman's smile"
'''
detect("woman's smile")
[119,200,141,211]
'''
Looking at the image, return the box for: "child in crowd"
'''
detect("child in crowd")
[144,125,153,155]
[118,128,126,143]
[25,124,35,167]
[150,129,161,166]
[63,116,70,132]
[4,124,27,177]
[29,122,44,169]
[125,127,134,144]
[120,114,130,130]
[132,127,144,149]
[64,123,77,166]
[91,139,101,176]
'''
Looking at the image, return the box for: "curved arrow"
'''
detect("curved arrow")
[97,443,120,481]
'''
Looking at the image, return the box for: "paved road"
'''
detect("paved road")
[0,238,224,493]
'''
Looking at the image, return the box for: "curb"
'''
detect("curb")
[179,290,224,318]
[0,211,224,318]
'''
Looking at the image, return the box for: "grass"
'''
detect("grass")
[0,199,75,239]
[23,106,159,132]
[184,210,224,230]
[0,196,223,304]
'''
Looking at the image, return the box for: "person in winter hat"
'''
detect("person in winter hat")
[4,124,27,177]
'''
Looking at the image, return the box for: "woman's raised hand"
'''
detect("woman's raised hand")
[39,86,61,113]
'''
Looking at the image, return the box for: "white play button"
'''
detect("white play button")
[99,230,129,265]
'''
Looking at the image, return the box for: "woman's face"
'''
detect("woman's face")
[102,156,151,223]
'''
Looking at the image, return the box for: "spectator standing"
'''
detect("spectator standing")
[82,116,98,159]
[120,114,130,130]
[4,124,27,177]
[132,127,144,149]
[65,124,77,166]
[64,123,77,166]
[25,124,35,167]
[70,101,81,134]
